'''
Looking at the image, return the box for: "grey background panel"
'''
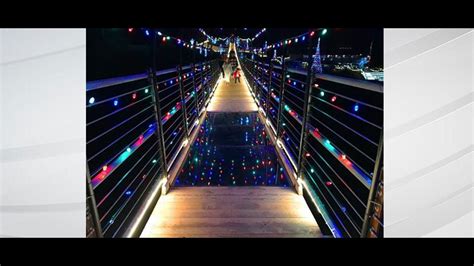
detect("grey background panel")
[384,29,473,237]
[1,29,86,237]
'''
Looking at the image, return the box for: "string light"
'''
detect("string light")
[89,97,95,104]
[91,126,156,188]
[113,99,119,106]
[132,93,137,99]
[354,104,359,112]
[331,96,337,102]
[320,91,325,97]
[145,30,150,36]
[128,28,133,32]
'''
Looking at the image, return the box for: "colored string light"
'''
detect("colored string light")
[91,124,156,188]
[89,97,95,104]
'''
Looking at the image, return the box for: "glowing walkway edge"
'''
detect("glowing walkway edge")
[299,178,343,238]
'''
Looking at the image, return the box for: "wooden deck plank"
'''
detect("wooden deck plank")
[145,209,313,219]
[141,187,322,238]
[206,68,257,112]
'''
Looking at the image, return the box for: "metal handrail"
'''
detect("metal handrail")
[241,53,383,238]
[86,56,220,238]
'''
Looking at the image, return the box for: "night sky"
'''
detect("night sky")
[87,28,383,81]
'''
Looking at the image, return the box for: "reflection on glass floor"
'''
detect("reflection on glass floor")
[175,112,289,186]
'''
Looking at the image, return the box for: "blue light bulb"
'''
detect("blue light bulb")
[354,104,359,112]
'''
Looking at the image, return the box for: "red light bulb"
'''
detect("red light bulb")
[331,96,337,102]
[132,93,137,99]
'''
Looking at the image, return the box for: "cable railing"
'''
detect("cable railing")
[240,47,383,238]
[86,59,220,238]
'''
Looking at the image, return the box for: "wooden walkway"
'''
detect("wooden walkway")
[139,45,322,238]
[140,187,322,238]
[206,48,257,112]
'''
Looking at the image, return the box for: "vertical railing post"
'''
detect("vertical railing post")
[149,30,168,172]
[297,35,317,174]
[199,61,205,107]
[276,46,287,139]
[149,69,168,171]
[361,132,384,237]
[266,61,273,117]
[86,163,103,238]
[178,64,189,136]
[177,45,189,137]
[204,62,209,96]
[192,47,199,119]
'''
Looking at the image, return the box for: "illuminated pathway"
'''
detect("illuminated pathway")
[206,74,258,112]
[141,187,321,237]
[140,46,322,238]
[207,45,257,112]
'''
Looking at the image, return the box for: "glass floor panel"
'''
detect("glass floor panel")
[175,112,289,187]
